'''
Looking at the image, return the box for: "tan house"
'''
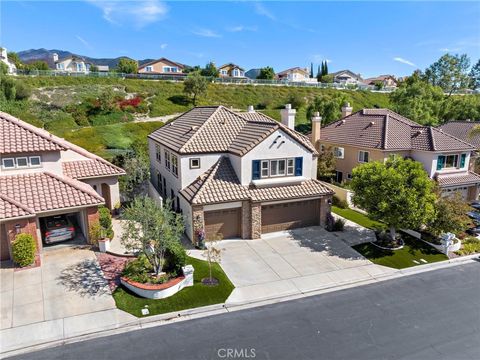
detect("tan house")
[276,67,316,83]
[53,53,91,73]
[0,112,125,263]
[331,70,363,85]
[364,75,398,88]
[138,57,185,75]
[218,63,245,78]
[148,105,333,243]
[311,104,480,201]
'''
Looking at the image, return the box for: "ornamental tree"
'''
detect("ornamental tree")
[116,58,138,74]
[350,157,436,240]
[257,66,275,80]
[184,71,208,105]
[428,192,471,237]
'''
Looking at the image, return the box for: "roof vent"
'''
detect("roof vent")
[341,120,346,124]
[370,121,375,126]
[247,105,255,113]
[191,125,198,131]
[416,130,423,135]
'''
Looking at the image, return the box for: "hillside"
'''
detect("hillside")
[0,76,392,158]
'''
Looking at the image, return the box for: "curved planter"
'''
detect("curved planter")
[121,265,194,299]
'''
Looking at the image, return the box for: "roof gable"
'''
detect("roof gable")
[139,57,184,70]
[438,121,480,148]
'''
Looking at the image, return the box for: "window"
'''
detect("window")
[145,66,153,72]
[347,173,353,180]
[156,145,161,163]
[2,158,14,169]
[76,63,83,72]
[445,154,459,168]
[233,69,239,77]
[165,150,171,170]
[255,158,300,179]
[261,160,269,177]
[171,155,178,176]
[29,156,41,167]
[334,147,344,159]
[16,157,28,168]
[157,172,163,194]
[287,159,295,176]
[162,177,167,197]
[220,69,227,75]
[190,158,200,169]
[163,66,178,73]
[358,151,369,163]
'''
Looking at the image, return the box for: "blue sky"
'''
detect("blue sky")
[1,1,480,77]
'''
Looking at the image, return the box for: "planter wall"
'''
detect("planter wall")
[121,265,194,299]
[402,229,461,254]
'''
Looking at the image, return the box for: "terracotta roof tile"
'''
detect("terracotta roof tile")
[436,171,480,187]
[63,160,126,179]
[0,194,35,220]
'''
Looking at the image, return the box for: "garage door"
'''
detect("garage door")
[204,208,241,240]
[0,224,10,261]
[262,199,320,234]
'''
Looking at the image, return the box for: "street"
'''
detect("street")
[9,262,480,360]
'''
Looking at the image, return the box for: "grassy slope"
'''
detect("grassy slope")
[113,256,234,317]
[332,206,385,230]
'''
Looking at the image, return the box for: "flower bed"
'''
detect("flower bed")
[371,231,404,250]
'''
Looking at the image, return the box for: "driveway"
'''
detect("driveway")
[217,222,397,305]
[1,247,116,330]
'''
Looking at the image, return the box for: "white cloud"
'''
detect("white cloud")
[76,35,93,50]
[254,2,275,20]
[160,43,168,50]
[227,25,258,32]
[192,28,221,38]
[87,0,168,28]
[439,47,460,52]
[393,57,416,67]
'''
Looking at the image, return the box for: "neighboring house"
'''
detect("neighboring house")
[311,105,480,201]
[0,112,125,262]
[0,47,16,74]
[331,70,364,85]
[97,65,110,72]
[53,53,91,73]
[148,105,334,243]
[439,121,480,172]
[364,75,398,88]
[138,57,185,75]
[245,68,261,79]
[218,63,245,78]
[276,67,317,83]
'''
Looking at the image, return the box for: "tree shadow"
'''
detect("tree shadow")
[57,258,110,297]
[168,95,190,106]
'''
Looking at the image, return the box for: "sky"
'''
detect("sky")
[1,1,480,78]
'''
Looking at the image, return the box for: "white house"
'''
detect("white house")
[0,47,16,74]
[148,105,334,243]
[331,70,364,85]
[53,53,91,73]
[276,67,317,83]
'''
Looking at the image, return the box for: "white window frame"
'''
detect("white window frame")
[165,150,171,170]
[444,154,459,169]
[2,158,15,169]
[16,157,28,168]
[145,66,153,72]
[287,159,295,176]
[233,69,239,77]
[260,158,293,178]
[190,158,200,169]
[220,69,227,75]
[261,160,269,178]
[358,151,369,163]
[156,145,161,163]
[29,156,42,167]
[334,147,344,159]
[171,155,178,177]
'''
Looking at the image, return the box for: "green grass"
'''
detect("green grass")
[332,206,385,230]
[353,234,448,269]
[113,256,235,317]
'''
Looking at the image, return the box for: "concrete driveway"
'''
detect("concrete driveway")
[1,247,116,330]
[219,222,397,305]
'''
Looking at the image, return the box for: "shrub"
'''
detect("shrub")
[164,241,187,276]
[333,218,346,231]
[12,233,36,267]
[332,195,349,209]
[456,237,480,256]
[122,254,170,284]
[98,205,114,239]
[88,222,103,245]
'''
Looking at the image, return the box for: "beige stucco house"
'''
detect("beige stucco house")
[311,104,480,201]
[364,75,398,88]
[276,67,317,83]
[0,112,125,263]
[218,63,245,78]
[138,57,185,76]
[148,105,333,243]
[53,53,91,73]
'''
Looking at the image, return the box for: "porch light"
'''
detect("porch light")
[14,224,21,234]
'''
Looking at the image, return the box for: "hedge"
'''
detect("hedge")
[12,233,36,267]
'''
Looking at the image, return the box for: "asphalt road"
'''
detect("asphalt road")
[10,262,480,360]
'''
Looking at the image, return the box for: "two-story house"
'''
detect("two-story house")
[52,53,91,73]
[331,70,364,85]
[138,57,185,76]
[364,75,398,88]
[276,67,317,83]
[311,105,480,200]
[218,63,245,78]
[0,112,125,262]
[148,105,334,243]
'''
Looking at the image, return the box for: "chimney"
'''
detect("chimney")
[247,105,255,113]
[280,104,296,130]
[52,53,58,62]
[311,112,322,146]
[341,102,353,118]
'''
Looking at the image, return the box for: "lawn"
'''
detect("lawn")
[332,206,385,230]
[353,234,448,269]
[113,256,235,317]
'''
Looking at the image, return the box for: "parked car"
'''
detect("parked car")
[467,211,480,221]
[467,226,480,236]
[41,215,76,244]
[471,203,480,210]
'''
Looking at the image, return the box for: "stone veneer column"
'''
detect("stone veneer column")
[250,202,262,239]
[5,217,41,263]
[320,195,332,227]
[192,205,205,244]
[241,201,251,239]
[86,206,100,244]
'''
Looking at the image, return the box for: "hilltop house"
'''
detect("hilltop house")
[138,57,185,76]
[276,67,316,83]
[53,53,91,73]
[218,63,245,78]
[0,47,16,74]
[364,75,398,88]
[311,104,480,201]
[331,70,364,85]
[0,112,125,262]
[148,105,333,243]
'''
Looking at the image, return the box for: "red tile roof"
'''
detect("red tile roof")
[62,160,125,179]
[0,194,35,220]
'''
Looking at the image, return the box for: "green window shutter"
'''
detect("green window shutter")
[437,155,445,170]
[460,153,466,168]
[252,160,261,180]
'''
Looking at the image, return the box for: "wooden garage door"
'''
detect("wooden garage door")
[204,208,241,240]
[262,199,320,234]
[0,224,10,261]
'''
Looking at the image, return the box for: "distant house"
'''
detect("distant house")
[364,75,398,88]
[276,67,316,83]
[138,58,185,75]
[218,63,245,78]
[245,68,261,79]
[331,70,363,85]
[0,47,16,74]
[53,53,91,73]
[96,65,110,72]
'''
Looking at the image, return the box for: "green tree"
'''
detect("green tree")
[116,58,138,74]
[0,63,8,75]
[201,62,219,77]
[25,61,49,71]
[317,145,336,180]
[89,65,99,72]
[183,71,208,106]
[257,66,275,80]
[350,157,436,240]
[306,93,347,125]
[310,63,314,78]
[428,192,471,237]
[286,93,305,110]
[316,65,321,81]
[442,95,480,122]
[319,74,333,84]
[373,81,384,90]
[423,53,471,95]
[7,51,23,69]
[469,59,480,90]
[390,72,445,125]
[0,76,31,101]
[121,197,184,277]
[323,61,329,76]
[120,149,150,201]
